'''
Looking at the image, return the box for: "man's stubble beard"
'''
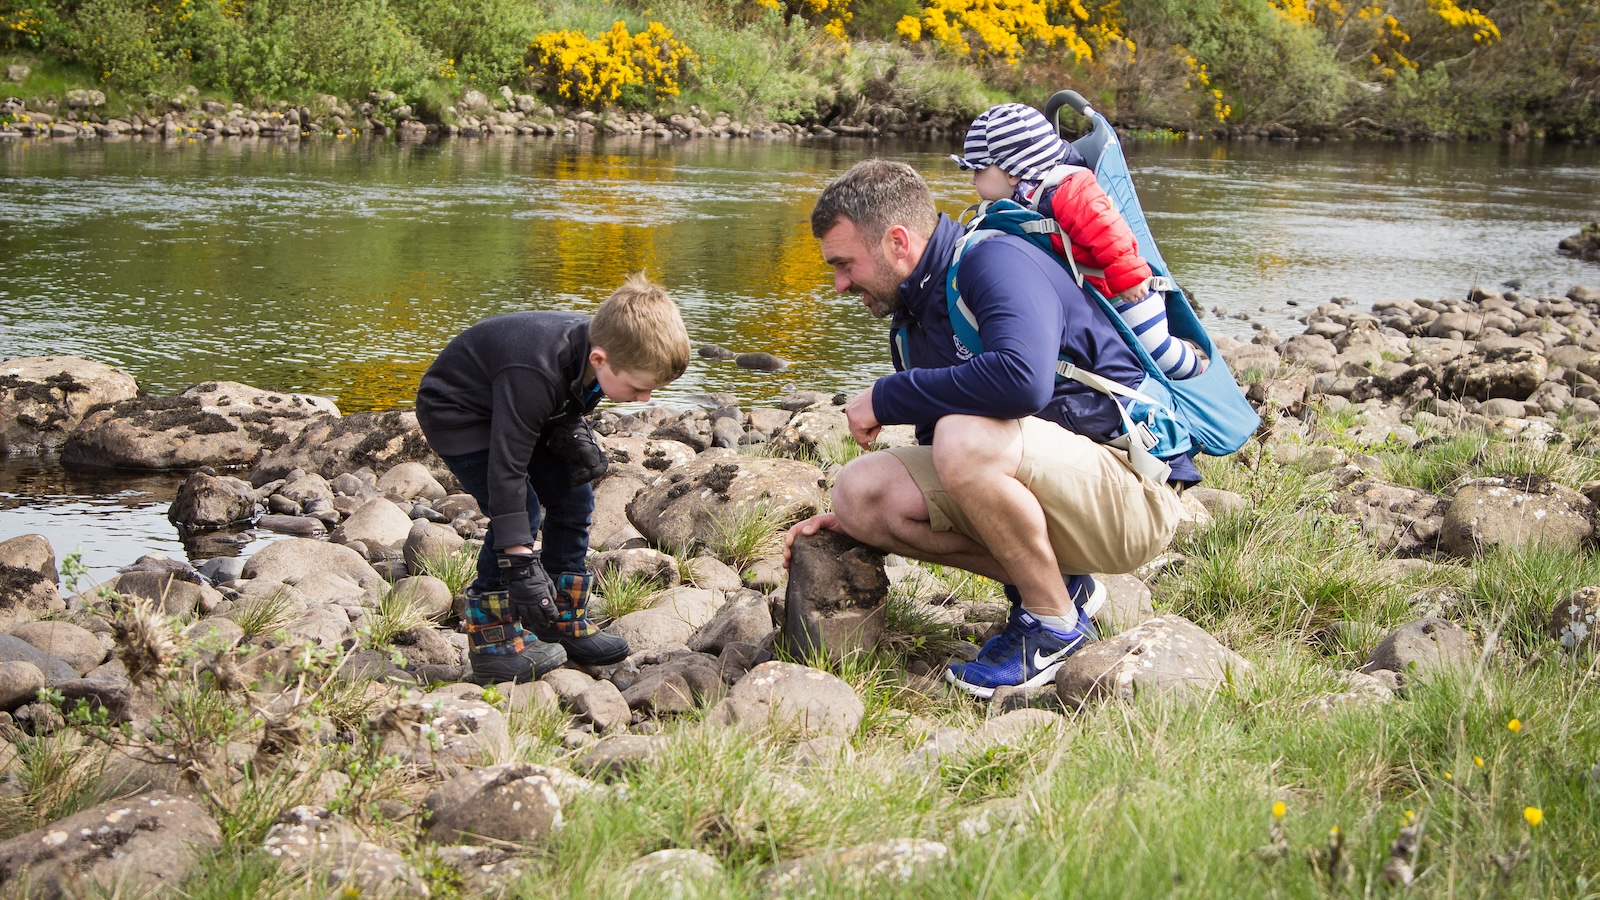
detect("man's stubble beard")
[862,289,903,318]
[858,244,905,318]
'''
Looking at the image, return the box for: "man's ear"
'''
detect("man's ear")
[884,224,913,264]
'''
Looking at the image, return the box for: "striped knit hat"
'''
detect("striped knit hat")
[950,103,1071,182]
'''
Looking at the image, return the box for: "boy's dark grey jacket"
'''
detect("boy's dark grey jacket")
[415,311,602,549]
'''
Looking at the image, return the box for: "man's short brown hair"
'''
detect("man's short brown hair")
[810,158,939,244]
[589,272,691,383]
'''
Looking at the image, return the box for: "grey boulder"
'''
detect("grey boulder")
[1056,615,1252,709]
[0,790,221,898]
[0,355,138,456]
[782,530,888,661]
[262,806,427,896]
[1552,586,1600,652]
[168,470,259,530]
[1440,475,1593,556]
[63,381,336,470]
[1360,617,1476,685]
[423,763,564,845]
[759,838,948,897]
[705,661,862,747]
[626,454,825,551]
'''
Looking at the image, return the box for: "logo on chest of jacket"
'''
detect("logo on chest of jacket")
[953,335,973,360]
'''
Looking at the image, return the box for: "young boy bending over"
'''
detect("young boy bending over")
[416,273,690,684]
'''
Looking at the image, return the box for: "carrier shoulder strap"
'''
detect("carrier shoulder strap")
[947,211,1172,482]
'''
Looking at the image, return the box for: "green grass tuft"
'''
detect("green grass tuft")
[230,585,300,640]
[416,542,480,600]
[362,583,433,649]
[705,500,791,574]
[592,570,665,623]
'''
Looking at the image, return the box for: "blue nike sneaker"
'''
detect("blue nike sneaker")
[1000,574,1108,621]
[946,605,1098,699]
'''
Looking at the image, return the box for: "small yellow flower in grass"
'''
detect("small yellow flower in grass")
[1508,718,1522,733]
[1524,807,1543,827]
[1402,809,1417,826]
[1444,771,1453,780]
[1474,755,1485,768]
[1272,801,1286,819]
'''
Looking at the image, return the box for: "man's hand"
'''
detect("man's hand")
[783,513,845,568]
[843,387,881,449]
[499,553,557,628]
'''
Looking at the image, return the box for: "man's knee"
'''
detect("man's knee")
[832,453,920,535]
[932,416,1020,487]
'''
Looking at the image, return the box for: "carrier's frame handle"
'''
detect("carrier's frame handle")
[1045,90,1091,131]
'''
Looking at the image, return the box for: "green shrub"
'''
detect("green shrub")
[393,0,539,88]
[651,0,825,121]
[261,0,435,98]
[63,0,161,89]
[1177,0,1351,127]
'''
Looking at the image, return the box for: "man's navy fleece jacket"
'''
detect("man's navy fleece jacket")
[870,214,1201,484]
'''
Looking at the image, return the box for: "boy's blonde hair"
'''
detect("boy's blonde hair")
[589,272,691,383]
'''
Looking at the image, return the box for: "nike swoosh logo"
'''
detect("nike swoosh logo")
[1032,642,1078,670]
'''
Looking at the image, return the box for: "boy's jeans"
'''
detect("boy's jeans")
[437,447,595,592]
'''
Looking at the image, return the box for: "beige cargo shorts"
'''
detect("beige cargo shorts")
[883,416,1183,575]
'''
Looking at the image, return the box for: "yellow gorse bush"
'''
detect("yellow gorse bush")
[526,21,697,107]
[896,0,1102,65]
[754,0,852,45]
[1429,0,1498,43]
[1269,0,1499,78]
[615,21,697,97]
[1,7,43,42]
[1183,55,1230,121]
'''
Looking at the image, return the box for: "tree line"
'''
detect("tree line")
[2,0,1595,138]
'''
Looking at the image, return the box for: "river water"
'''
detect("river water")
[4,134,1600,579]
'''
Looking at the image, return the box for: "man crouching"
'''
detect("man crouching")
[785,159,1191,698]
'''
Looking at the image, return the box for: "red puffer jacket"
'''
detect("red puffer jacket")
[1028,167,1152,299]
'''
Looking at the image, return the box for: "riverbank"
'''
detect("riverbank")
[6,86,1595,146]
[0,282,1598,894]
[0,89,967,142]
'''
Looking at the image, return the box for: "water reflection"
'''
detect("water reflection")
[5,135,1599,415]
[0,459,185,586]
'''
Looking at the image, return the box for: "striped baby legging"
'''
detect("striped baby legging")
[1113,290,1205,379]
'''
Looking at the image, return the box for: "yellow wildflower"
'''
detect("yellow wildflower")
[1523,806,1543,827]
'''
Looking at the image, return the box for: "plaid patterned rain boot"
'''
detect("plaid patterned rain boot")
[463,587,566,685]
[532,572,630,666]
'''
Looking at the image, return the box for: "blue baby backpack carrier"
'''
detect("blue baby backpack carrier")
[947,89,1259,483]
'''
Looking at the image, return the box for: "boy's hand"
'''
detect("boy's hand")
[843,388,880,448]
[499,553,557,627]
[783,513,844,568]
[1115,278,1152,305]
[545,417,609,485]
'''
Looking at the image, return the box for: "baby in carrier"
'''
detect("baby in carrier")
[952,103,1205,379]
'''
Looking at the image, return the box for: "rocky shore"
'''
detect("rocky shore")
[1,283,1599,894]
[0,83,962,143]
